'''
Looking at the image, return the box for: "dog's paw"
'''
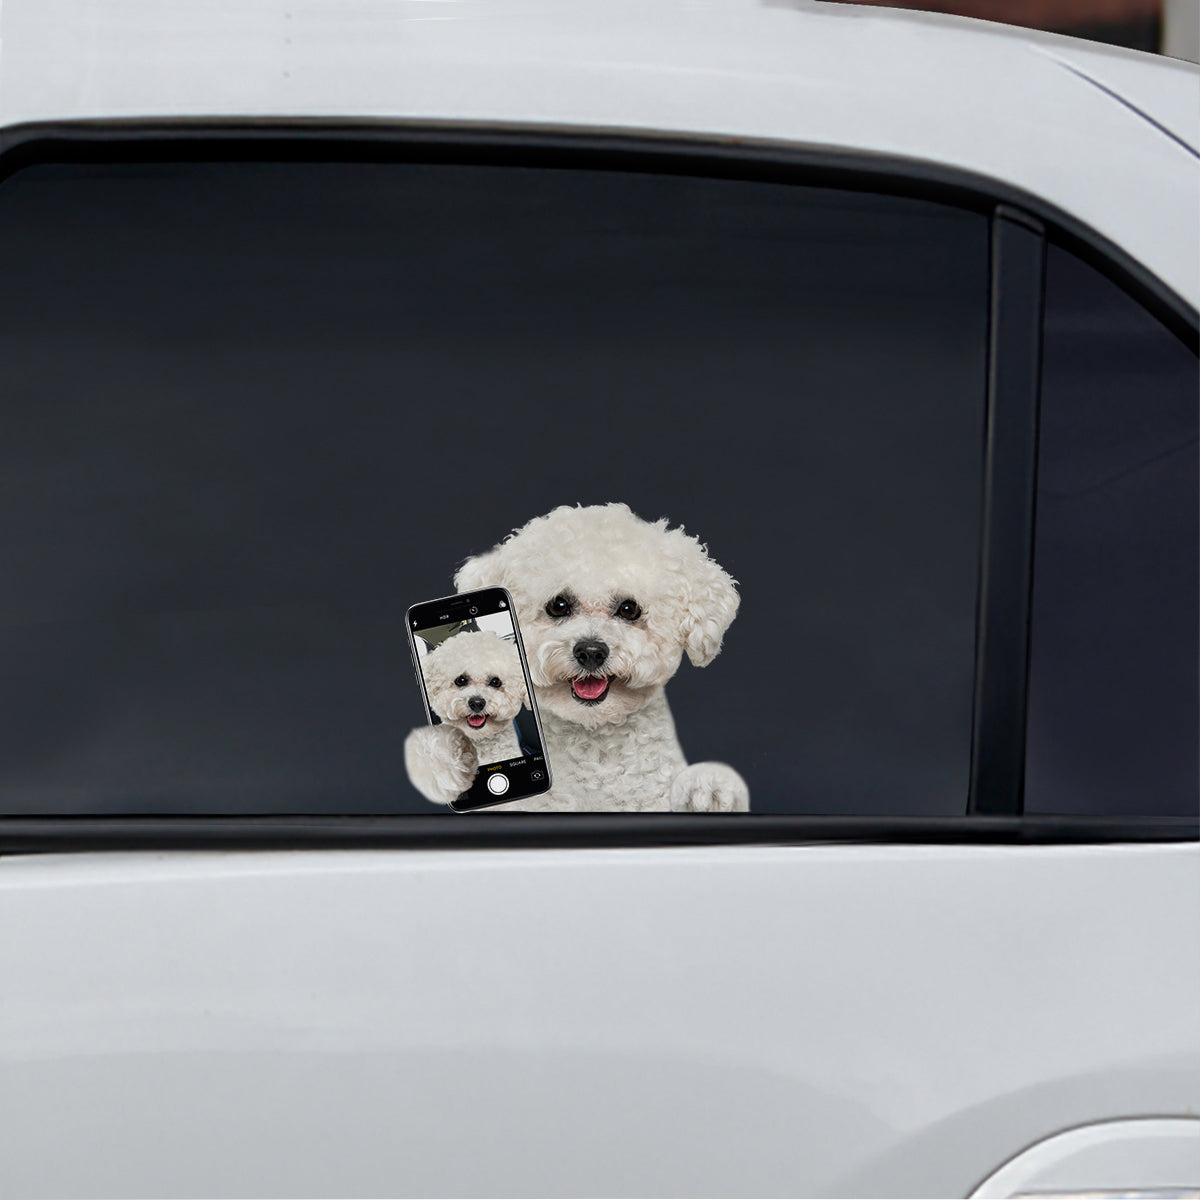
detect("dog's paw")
[670,762,750,813]
[404,724,479,805]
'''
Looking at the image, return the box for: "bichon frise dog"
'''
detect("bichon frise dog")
[406,503,749,813]
[406,630,530,803]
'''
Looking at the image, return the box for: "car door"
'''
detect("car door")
[0,129,1196,1199]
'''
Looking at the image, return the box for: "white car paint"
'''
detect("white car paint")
[0,0,1197,308]
[2,845,1198,1198]
[0,4,1197,1198]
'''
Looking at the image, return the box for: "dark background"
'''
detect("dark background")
[0,160,989,814]
[1025,244,1198,817]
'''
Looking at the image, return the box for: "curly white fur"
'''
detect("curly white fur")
[410,503,750,813]
[405,631,528,805]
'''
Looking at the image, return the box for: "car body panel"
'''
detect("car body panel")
[1,844,1197,1198]
[0,6,1196,1198]
[0,0,1197,308]
[1029,39,1200,154]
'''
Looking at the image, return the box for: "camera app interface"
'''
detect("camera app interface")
[410,591,547,805]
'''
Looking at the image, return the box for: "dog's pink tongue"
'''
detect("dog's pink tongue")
[572,677,608,701]
[467,714,487,728]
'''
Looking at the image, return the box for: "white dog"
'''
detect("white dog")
[406,630,530,804]
[405,503,749,812]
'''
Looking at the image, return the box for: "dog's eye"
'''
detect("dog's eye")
[488,677,502,689]
[453,674,470,688]
[615,599,642,621]
[545,595,572,619]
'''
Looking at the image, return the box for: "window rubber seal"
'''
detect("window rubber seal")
[0,813,1195,855]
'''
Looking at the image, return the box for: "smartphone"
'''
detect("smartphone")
[407,587,551,811]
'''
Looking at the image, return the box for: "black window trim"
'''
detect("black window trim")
[0,813,1194,852]
[0,118,1194,853]
[969,207,1046,817]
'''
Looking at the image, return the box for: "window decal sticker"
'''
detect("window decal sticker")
[404,503,749,812]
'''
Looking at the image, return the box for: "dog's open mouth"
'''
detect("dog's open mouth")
[467,714,488,729]
[571,676,611,704]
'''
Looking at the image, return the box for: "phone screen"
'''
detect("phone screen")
[407,587,550,810]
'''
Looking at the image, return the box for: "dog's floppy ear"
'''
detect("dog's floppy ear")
[681,546,740,668]
[454,542,508,594]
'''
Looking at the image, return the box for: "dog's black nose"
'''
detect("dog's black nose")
[467,696,487,713]
[573,639,609,672]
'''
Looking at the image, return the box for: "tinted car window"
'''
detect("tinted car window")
[0,159,987,815]
[1025,243,1199,816]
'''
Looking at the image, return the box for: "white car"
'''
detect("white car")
[0,2,1196,1197]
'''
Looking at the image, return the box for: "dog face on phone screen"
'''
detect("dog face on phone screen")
[454,504,739,729]
[423,631,528,741]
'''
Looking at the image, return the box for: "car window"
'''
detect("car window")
[1025,242,1199,817]
[0,158,988,816]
